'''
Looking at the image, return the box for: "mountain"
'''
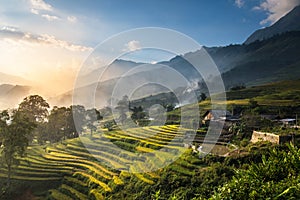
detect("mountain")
[245,5,300,44]
[204,45,249,73]
[0,84,31,109]
[0,72,31,85]
[76,59,143,88]
[219,31,300,89]
[50,6,300,107]
[51,31,300,107]
[49,64,192,108]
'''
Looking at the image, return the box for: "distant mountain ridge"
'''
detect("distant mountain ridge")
[245,5,300,44]
[0,84,31,109]
[4,5,300,109]
[51,30,300,107]
[77,59,142,88]
[220,31,300,89]
[0,72,31,85]
[0,72,32,109]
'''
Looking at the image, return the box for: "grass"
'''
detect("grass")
[64,176,87,187]
[0,124,236,199]
[50,189,73,200]
[226,79,300,106]
[0,173,61,181]
[60,184,87,200]
[73,171,112,192]
[132,173,155,185]
[169,164,195,176]
[89,188,105,200]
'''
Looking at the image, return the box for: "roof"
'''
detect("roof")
[203,110,232,119]
[279,119,296,122]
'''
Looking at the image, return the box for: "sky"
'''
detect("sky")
[0,0,300,96]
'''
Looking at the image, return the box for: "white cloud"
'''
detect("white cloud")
[29,0,60,22]
[0,26,92,52]
[38,34,92,51]
[41,14,60,21]
[1,26,19,32]
[67,16,77,23]
[30,0,53,11]
[123,40,141,52]
[235,0,244,8]
[254,0,300,25]
[30,8,39,15]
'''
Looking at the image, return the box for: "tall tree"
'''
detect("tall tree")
[200,93,207,101]
[130,106,146,122]
[0,111,9,148]
[38,106,69,143]
[115,95,129,124]
[86,108,102,136]
[70,105,86,136]
[18,95,50,143]
[0,110,36,188]
[38,105,87,144]
[18,95,50,123]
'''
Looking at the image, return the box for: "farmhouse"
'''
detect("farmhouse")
[202,110,232,123]
[202,109,240,125]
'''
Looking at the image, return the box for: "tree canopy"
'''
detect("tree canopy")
[18,95,50,123]
[0,110,36,188]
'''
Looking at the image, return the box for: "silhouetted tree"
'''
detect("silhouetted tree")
[200,93,207,101]
[104,120,116,131]
[18,95,50,143]
[70,105,86,136]
[115,95,129,124]
[86,108,102,136]
[18,95,49,123]
[38,106,70,143]
[0,110,36,188]
[163,104,175,112]
[130,106,146,122]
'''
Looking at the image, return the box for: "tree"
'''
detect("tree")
[104,120,116,131]
[249,99,258,109]
[130,106,146,121]
[200,93,207,101]
[86,108,102,136]
[99,106,112,117]
[38,106,69,143]
[0,111,9,148]
[18,95,50,143]
[18,95,50,123]
[0,110,36,188]
[70,105,86,136]
[37,105,88,144]
[212,145,300,199]
[163,104,175,112]
[115,96,129,124]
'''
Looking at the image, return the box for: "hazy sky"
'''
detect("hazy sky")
[0,0,299,95]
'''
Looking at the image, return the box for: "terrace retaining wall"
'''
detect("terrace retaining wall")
[251,131,294,144]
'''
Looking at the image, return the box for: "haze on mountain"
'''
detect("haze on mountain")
[2,3,300,110]
[0,84,31,109]
[0,72,31,86]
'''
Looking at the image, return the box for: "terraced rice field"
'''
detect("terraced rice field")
[0,125,234,199]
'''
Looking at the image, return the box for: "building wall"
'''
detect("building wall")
[251,131,280,144]
[251,131,293,144]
